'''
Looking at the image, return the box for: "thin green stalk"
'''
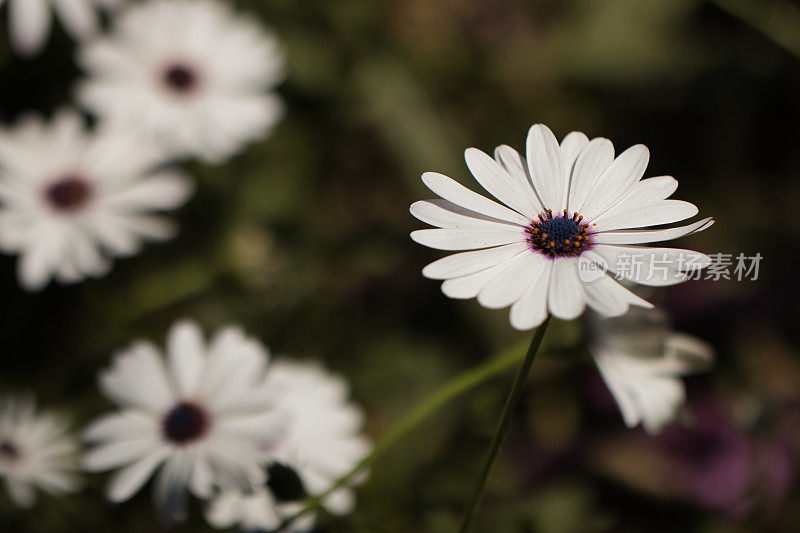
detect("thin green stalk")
[277,333,548,531]
[710,0,800,59]
[459,318,551,533]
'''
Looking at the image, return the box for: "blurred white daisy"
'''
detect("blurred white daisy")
[76,0,285,164]
[411,123,713,330]
[0,396,81,508]
[589,308,714,434]
[206,360,371,532]
[83,320,284,523]
[0,0,123,57]
[0,109,192,291]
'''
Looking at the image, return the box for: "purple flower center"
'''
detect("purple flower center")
[0,440,20,461]
[163,64,199,93]
[162,402,208,444]
[527,209,593,257]
[45,175,92,211]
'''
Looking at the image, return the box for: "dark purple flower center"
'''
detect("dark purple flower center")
[163,64,199,93]
[162,402,208,444]
[527,209,593,257]
[0,440,20,461]
[45,175,92,211]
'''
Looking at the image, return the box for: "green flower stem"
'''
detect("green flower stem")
[459,317,551,533]
[710,0,800,59]
[278,325,551,531]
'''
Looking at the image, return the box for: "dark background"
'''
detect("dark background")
[0,0,799,531]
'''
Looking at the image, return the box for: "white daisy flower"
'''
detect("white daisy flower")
[206,360,371,533]
[0,396,81,508]
[0,0,122,57]
[83,320,284,523]
[411,123,714,330]
[589,308,714,434]
[0,109,192,291]
[76,0,285,164]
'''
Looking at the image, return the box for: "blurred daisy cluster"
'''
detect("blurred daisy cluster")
[1,0,799,532]
[0,0,367,531]
[0,0,283,290]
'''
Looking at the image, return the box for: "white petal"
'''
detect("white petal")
[6,479,36,508]
[421,242,530,280]
[567,138,614,213]
[240,491,281,530]
[581,273,653,317]
[591,245,711,286]
[547,257,586,320]
[493,144,543,212]
[113,214,177,241]
[609,175,679,209]
[83,411,155,442]
[214,411,285,441]
[9,0,51,56]
[589,175,684,229]
[560,131,590,209]
[421,172,530,225]
[410,200,522,230]
[18,242,57,292]
[201,329,269,410]
[411,228,525,251]
[591,346,642,428]
[637,378,685,434]
[478,252,548,309]
[322,487,356,515]
[593,218,714,245]
[83,436,160,471]
[52,0,97,40]
[106,447,170,503]
[560,132,590,177]
[525,124,565,211]
[167,320,206,397]
[509,259,553,330]
[99,342,175,412]
[188,456,214,498]
[592,200,699,232]
[464,147,538,218]
[662,333,714,374]
[101,173,193,211]
[440,261,510,299]
[206,491,245,528]
[581,144,649,220]
[154,452,194,523]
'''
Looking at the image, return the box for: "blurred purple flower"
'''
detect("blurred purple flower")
[658,400,795,517]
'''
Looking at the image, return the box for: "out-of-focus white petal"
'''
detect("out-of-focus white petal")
[166,320,207,398]
[75,0,285,162]
[106,447,170,503]
[589,308,715,434]
[52,0,97,40]
[9,0,51,57]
